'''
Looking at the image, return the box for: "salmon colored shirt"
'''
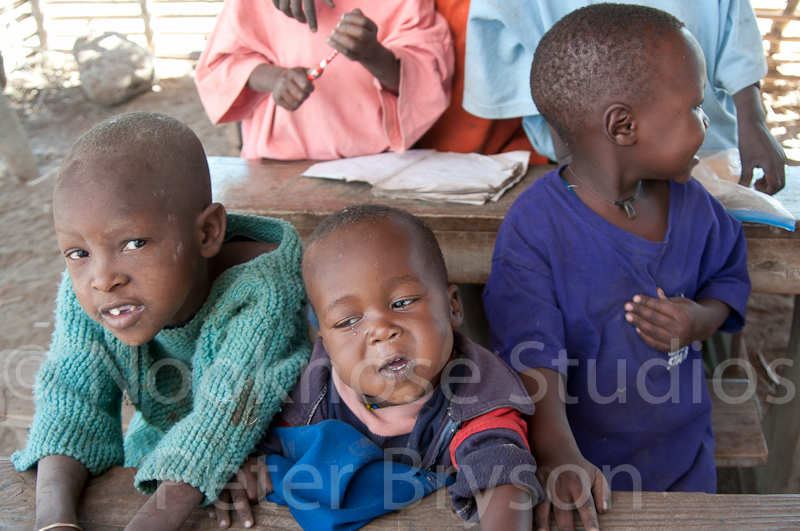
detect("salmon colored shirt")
[195,0,453,160]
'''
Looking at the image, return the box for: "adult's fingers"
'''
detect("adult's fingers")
[756,161,786,195]
[739,160,755,188]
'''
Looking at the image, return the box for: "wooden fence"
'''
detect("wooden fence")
[2,1,800,82]
[3,0,800,86]
[1,0,223,72]
[756,0,800,88]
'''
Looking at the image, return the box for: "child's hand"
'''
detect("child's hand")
[327,9,380,63]
[272,0,335,33]
[272,67,315,111]
[535,452,609,531]
[326,9,400,92]
[207,456,273,529]
[624,289,729,353]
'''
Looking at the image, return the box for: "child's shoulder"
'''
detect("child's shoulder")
[497,167,572,247]
[444,331,535,419]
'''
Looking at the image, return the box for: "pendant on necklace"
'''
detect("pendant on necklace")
[621,201,637,220]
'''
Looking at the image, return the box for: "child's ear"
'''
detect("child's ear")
[447,284,464,329]
[197,202,226,258]
[603,103,636,147]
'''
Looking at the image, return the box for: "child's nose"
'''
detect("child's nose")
[367,313,401,346]
[90,260,128,292]
[702,109,710,129]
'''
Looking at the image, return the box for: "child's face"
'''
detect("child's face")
[54,158,207,346]
[632,28,709,182]
[305,218,463,407]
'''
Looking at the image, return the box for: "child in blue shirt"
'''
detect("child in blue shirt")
[482,5,751,531]
[12,112,311,531]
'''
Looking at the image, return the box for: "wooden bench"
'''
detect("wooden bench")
[2,459,798,530]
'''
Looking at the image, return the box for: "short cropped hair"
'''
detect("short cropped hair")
[530,3,685,145]
[305,204,449,285]
[57,112,211,211]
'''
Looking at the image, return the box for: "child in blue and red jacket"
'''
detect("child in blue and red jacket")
[219,204,544,531]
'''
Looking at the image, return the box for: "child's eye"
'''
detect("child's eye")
[334,317,360,329]
[392,298,415,309]
[66,249,89,261]
[123,239,147,251]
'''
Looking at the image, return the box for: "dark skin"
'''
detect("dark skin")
[531,29,732,531]
[734,84,786,194]
[250,7,399,111]
[39,154,276,531]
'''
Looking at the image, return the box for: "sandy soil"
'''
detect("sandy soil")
[0,53,797,477]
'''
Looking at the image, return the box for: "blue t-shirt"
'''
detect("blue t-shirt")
[483,168,751,492]
[464,0,767,161]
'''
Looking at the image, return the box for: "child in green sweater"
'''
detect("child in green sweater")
[12,112,311,531]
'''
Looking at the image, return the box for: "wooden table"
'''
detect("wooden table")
[209,157,800,491]
[209,157,800,292]
[2,460,799,530]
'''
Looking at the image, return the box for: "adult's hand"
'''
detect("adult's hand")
[734,84,786,195]
[273,0,335,33]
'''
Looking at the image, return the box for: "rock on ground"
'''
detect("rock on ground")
[73,32,154,106]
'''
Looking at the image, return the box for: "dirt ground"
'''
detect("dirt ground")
[0,53,798,493]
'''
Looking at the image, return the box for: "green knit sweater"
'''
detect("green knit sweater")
[12,214,311,504]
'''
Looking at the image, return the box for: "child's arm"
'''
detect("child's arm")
[34,455,88,530]
[521,367,610,531]
[247,65,315,111]
[623,288,731,352]
[733,84,786,195]
[476,483,533,531]
[327,9,400,92]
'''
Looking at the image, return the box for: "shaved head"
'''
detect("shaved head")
[54,112,211,219]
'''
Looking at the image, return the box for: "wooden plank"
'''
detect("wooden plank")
[2,460,799,530]
[0,0,28,15]
[710,379,768,468]
[757,293,800,494]
[764,34,800,43]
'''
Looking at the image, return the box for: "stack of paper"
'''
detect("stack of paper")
[302,150,531,205]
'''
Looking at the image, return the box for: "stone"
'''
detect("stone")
[72,31,154,106]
